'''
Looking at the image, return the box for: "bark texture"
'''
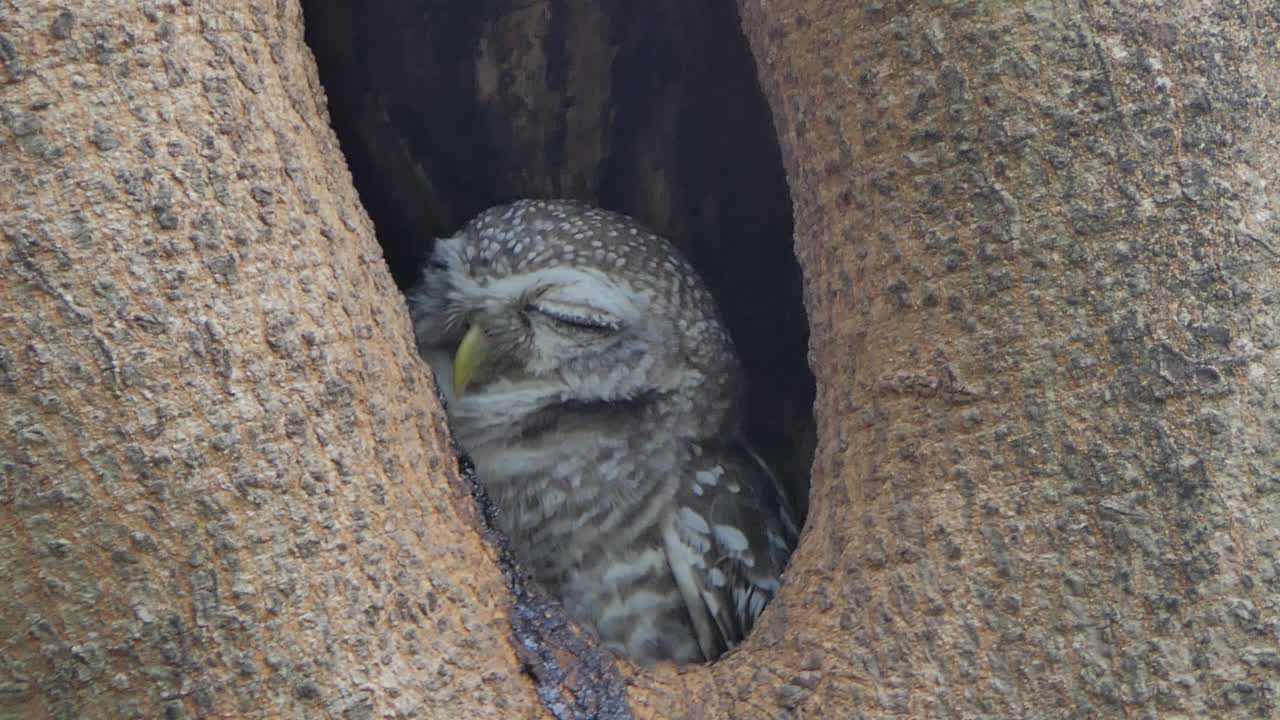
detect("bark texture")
[0,2,546,718]
[4,1,1280,719]
[632,0,1278,717]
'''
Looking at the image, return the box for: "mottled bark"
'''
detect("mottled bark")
[4,1,1279,720]
[637,0,1279,717]
[0,2,540,718]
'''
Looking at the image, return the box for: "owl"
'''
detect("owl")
[409,199,797,664]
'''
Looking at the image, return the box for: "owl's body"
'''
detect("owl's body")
[411,199,796,664]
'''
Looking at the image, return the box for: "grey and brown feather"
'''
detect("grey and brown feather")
[410,199,797,664]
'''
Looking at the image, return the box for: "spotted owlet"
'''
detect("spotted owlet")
[409,199,797,664]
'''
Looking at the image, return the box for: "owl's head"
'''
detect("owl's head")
[410,200,743,443]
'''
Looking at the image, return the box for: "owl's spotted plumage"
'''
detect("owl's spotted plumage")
[410,199,796,664]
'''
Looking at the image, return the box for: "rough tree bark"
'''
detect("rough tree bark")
[2,2,1278,720]
[0,2,544,718]
[644,1,1280,717]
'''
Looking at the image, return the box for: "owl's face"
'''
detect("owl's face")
[410,200,741,442]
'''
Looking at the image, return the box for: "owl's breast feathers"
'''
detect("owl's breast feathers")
[492,428,797,664]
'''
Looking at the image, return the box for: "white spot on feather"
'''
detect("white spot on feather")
[695,465,724,487]
[679,507,709,535]
[714,524,749,553]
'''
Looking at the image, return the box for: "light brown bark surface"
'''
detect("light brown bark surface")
[634,0,1278,717]
[0,2,540,717]
[4,1,1279,719]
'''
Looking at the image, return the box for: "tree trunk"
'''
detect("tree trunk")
[3,2,1278,720]
[647,1,1279,717]
[0,2,544,718]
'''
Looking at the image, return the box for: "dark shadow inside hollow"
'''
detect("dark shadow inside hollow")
[302,0,814,521]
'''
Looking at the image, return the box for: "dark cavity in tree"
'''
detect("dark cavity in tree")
[303,0,814,519]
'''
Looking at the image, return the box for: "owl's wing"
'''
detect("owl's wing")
[662,439,798,661]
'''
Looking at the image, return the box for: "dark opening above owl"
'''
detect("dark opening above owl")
[410,199,797,664]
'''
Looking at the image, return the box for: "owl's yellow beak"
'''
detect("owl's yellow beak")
[452,325,490,396]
